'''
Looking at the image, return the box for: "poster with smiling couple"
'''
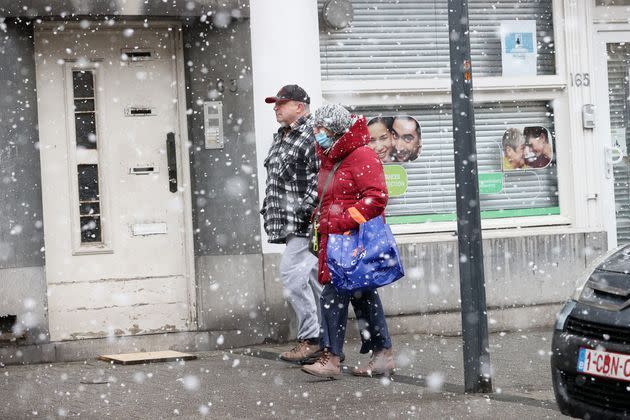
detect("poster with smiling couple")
[367,116,422,163]
[501,126,553,171]
[365,115,421,198]
[366,115,553,200]
[367,115,553,170]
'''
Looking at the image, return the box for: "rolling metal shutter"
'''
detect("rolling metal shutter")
[319,0,555,80]
[607,43,630,245]
[354,101,558,217]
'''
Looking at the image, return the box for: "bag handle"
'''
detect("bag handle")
[347,207,367,224]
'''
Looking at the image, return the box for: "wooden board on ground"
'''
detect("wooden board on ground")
[98,350,197,365]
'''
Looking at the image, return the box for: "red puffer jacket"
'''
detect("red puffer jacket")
[315,116,388,284]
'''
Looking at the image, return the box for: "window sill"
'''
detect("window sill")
[391,214,575,241]
[394,223,602,245]
[322,76,566,103]
[72,244,114,256]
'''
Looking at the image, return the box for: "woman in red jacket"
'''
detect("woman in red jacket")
[301,104,395,379]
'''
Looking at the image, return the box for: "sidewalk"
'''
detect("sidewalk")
[1,329,567,419]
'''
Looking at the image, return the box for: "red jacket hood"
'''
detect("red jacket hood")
[316,116,370,163]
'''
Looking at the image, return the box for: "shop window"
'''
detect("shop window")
[355,101,559,223]
[319,0,555,80]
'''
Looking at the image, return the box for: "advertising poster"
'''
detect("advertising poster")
[501,126,553,171]
[367,115,422,196]
[500,20,537,76]
[367,116,422,164]
[383,165,407,197]
[364,111,559,223]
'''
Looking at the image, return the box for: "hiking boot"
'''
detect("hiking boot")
[351,347,395,377]
[301,349,342,379]
[279,340,320,364]
[303,350,345,365]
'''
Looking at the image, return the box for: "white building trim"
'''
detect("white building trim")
[250,0,324,254]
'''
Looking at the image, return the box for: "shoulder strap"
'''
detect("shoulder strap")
[314,159,344,220]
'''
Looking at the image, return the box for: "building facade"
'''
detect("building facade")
[0,0,627,363]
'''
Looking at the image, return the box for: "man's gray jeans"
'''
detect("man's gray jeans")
[279,235,322,340]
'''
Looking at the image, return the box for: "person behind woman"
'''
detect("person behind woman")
[301,104,395,379]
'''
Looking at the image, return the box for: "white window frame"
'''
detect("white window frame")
[63,62,114,255]
[321,0,574,235]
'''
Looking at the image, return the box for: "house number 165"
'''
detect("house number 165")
[570,73,590,87]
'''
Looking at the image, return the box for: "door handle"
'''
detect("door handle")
[604,145,624,179]
[606,145,624,164]
[166,132,178,193]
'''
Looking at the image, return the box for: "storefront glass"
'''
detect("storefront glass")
[319,0,555,80]
[319,0,560,223]
[354,102,558,222]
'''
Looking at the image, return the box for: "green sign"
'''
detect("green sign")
[387,206,561,225]
[478,172,504,194]
[383,165,408,197]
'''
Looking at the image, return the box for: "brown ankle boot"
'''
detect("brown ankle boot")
[301,349,342,379]
[351,348,395,377]
[279,340,320,364]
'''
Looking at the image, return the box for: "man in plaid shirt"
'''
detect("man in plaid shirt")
[261,85,322,364]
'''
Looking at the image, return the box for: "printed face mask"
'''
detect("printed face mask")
[315,131,333,149]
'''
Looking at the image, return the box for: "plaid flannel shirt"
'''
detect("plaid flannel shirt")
[261,114,319,244]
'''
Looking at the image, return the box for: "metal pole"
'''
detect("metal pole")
[447,0,492,394]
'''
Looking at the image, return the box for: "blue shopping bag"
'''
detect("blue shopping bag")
[327,215,404,293]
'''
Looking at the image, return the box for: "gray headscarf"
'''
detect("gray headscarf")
[312,104,353,137]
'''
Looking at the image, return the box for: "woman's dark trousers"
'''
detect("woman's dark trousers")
[319,283,392,356]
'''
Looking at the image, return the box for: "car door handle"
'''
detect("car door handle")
[166,132,178,193]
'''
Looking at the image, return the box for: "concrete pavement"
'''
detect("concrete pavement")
[1,329,568,419]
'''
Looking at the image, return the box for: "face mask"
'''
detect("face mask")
[315,132,333,149]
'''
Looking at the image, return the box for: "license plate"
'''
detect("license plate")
[577,347,630,382]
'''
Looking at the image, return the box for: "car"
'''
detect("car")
[551,244,630,419]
